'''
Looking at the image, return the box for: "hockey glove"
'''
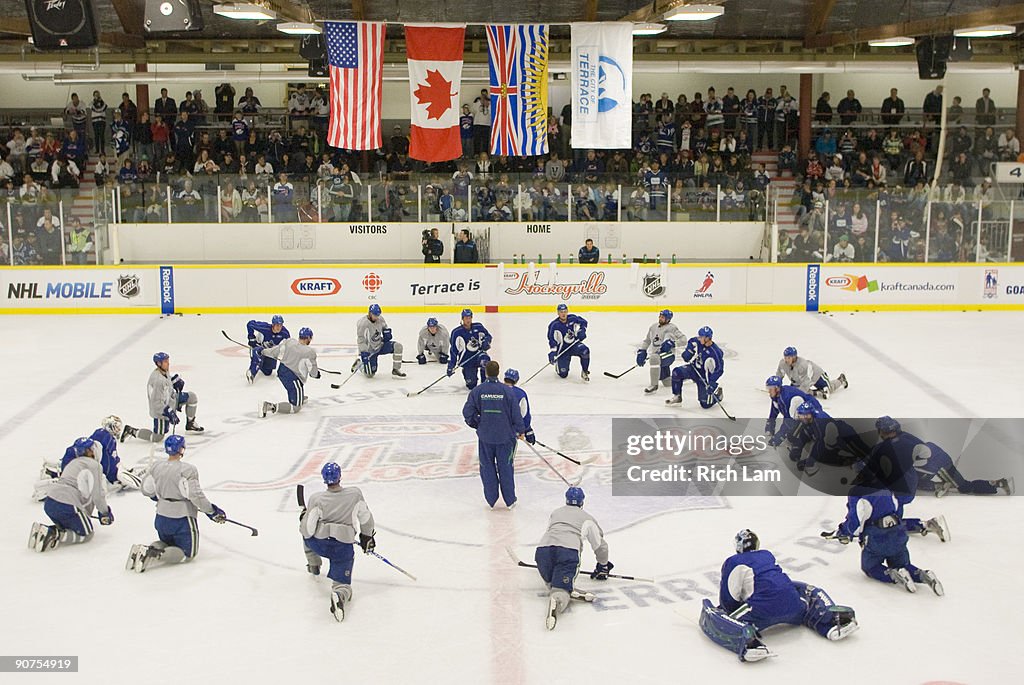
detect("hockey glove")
[162,408,180,425]
[524,429,536,445]
[247,336,258,348]
[439,353,449,365]
[360,351,373,376]
[171,374,185,393]
[417,354,427,365]
[764,420,774,436]
[767,433,784,448]
[310,370,321,379]
[382,328,393,344]
[480,339,491,351]
[576,328,587,341]
[548,348,558,364]
[636,350,648,367]
[820,530,851,545]
[207,504,227,523]
[261,340,274,349]
[590,561,614,581]
[446,366,455,377]
[659,339,675,354]
[359,533,376,554]
[98,508,114,526]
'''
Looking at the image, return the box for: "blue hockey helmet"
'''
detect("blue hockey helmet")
[783,346,798,358]
[427,317,439,328]
[299,327,313,340]
[73,437,95,457]
[322,462,342,485]
[796,401,817,417]
[504,368,520,384]
[875,416,901,434]
[659,309,673,322]
[557,304,568,312]
[368,304,382,317]
[735,529,760,553]
[565,486,585,507]
[164,434,186,456]
[271,314,285,326]
[153,352,170,366]
[765,376,783,388]
[461,308,474,319]
[698,325,714,338]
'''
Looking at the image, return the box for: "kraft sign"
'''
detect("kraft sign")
[291,277,341,296]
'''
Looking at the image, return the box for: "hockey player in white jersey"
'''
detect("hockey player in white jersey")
[636,309,685,394]
[122,352,203,443]
[300,462,377,622]
[29,437,114,552]
[416,317,450,366]
[259,327,321,417]
[127,435,226,573]
[534,487,611,630]
[777,346,847,399]
[354,304,406,378]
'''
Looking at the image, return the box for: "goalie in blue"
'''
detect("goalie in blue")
[700,529,858,662]
[547,304,591,382]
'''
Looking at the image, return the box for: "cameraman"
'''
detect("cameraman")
[422,227,444,264]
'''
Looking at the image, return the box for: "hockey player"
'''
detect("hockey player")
[416,317,450,365]
[787,402,871,473]
[127,435,226,573]
[547,304,591,382]
[535,487,611,630]
[776,346,847,399]
[245,314,290,383]
[764,376,821,447]
[700,530,858,662]
[122,352,203,443]
[823,485,944,595]
[300,462,377,622]
[462,361,525,509]
[36,415,142,500]
[28,437,114,553]
[259,327,321,417]
[503,368,536,445]
[354,304,406,378]
[887,421,1013,497]
[637,309,684,394]
[447,308,492,390]
[666,326,724,408]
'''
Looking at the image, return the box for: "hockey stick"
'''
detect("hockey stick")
[504,546,653,582]
[329,367,360,390]
[297,484,305,507]
[521,339,579,386]
[224,518,259,536]
[368,550,417,581]
[603,364,638,379]
[221,330,250,348]
[406,350,480,397]
[524,442,580,487]
[534,440,582,466]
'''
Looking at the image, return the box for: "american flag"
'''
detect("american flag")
[325,21,386,150]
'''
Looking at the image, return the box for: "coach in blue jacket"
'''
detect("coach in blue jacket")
[462,360,525,509]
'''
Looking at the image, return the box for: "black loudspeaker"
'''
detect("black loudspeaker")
[144,0,204,33]
[308,59,328,78]
[915,37,948,80]
[24,0,99,49]
[300,35,326,61]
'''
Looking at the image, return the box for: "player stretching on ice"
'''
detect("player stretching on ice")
[245,314,289,383]
[787,402,871,473]
[776,346,847,399]
[354,304,406,378]
[666,326,724,408]
[29,437,114,553]
[300,462,377,622]
[416,317,450,366]
[127,435,226,573]
[535,487,611,631]
[448,308,492,390]
[35,415,144,500]
[700,530,858,662]
[764,376,821,447]
[547,304,591,382]
[637,309,684,394]
[122,352,203,443]
[463,361,524,509]
[259,327,320,417]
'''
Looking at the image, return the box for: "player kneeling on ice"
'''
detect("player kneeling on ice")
[822,484,943,596]
[29,437,114,553]
[35,415,146,500]
[777,346,847,399]
[245,314,289,383]
[300,462,376,623]
[637,309,684,394]
[548,304,591,382]
[787,402,871,474]
[535,487,610,631]
[666,326,724,408]
[416,317,450,366]
[448,308,493,390]
[354,304,406,379]
[763,376,821,448]
[260,327,320,417]
[463,361,525,509]
[122,352,203,443]
[700,530,858,663]
[127,435,226,573]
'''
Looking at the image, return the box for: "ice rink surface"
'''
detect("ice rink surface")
[2,310,1022,685]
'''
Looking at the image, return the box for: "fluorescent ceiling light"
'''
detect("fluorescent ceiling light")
[276,22,321,35]
[633,22,668,36]
[868,36,915,47]
[213,3,278,20]
[953,25,1015,38]
[664,3,724,21]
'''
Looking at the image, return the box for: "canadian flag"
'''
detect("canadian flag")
[406,25,466,163]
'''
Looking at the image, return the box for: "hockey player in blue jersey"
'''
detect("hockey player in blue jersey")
[547,304,591,382]
[823,484,944,595]
[764,376,821,447]
[787,402,871,472]
[666,326,724,408]
[503,368,536,445]
[700,529,858,662]
[462,361,525,508]
[447,308,492,390]
[245,314,289,383]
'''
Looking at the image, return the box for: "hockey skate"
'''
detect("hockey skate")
[885,567,916,593]
[996,477,1015,495]
[934,482,955,498]
[837,373,848,389]
[185,418,205,433]
[665,395,682,405]
[581,370,590,382]
[570,590,595,602]
[126,544,149,572]
[740,638,772,663]
[643,385,659,394]
[826,606,859,641]
[245,370,254,384]
[545,596,558,631]
[818,383,830,400]
[307,564,321,576]
[330,591,346,622]
[28,522,48,550]
[925,515,950,542]
[920,569,944,596]
[259,401,276,418]
[120,425,138,443]
[392,368,407,378]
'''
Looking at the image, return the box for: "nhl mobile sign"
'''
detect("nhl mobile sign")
[642,273,666,298]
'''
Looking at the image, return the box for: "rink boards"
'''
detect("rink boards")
[1,262,1022,314]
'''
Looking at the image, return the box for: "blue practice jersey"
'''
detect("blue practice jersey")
[837,486,902,539]
[681,337,724,385]
[462,378,525,444]
[60,428,120,484]
[766,386,821,437]
[861,432,921,496]
[547,314,588,349]
[247,320,290,347]
[449,323,492,362]
[719,549,803,618]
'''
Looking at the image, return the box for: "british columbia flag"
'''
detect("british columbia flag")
[485,24,549,157]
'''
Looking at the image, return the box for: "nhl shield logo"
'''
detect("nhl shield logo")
[117,274,141,299]
[642,273,665,298]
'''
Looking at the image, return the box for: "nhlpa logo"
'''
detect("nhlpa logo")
[984,269,998,299]
[694,271,714,298]
[642,273,665,298]
[117,274,140,299]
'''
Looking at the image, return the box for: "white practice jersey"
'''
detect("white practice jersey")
[142,459,214,519]
[640,322,685,356]
[300,486,375,544]
[47,456,108,515]
[538,505,609,564]
[417,324,450,356]
[264,339,319,382]
[147,368,177,419]
[776,356,827,392]
[357,315,390,354]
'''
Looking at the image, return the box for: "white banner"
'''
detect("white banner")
[0,267,159,312]
[570,22,633,149]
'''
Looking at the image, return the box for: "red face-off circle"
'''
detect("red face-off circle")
[362,272,383,293]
